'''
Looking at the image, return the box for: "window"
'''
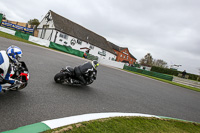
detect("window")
[127,56,128,59]
[131,59,132,61]
[120,54,122,57]
[98,50,106,56]
[124,56,126,59]
[59,33,68,39]
[59,33,63,38]
[102,50,106,55]
[89,45,94,49]
[77,40,82,45]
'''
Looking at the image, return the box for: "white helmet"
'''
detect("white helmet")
[6,45,23,63]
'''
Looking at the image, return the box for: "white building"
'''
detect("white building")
[37,10,116,60]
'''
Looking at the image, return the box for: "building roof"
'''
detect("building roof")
[108,41,137,60]
[50,10,115,55]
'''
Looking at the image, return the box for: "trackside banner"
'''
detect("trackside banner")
[1,21,33,33]
[0,14,2,24]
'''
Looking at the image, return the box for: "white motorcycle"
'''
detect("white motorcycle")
[1,61,29,92]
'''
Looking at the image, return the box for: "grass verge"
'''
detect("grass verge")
[0,31,37,45]
[124,70,200,92]
[42,117,200,133]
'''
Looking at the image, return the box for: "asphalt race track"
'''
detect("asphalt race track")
[0,37,200,132]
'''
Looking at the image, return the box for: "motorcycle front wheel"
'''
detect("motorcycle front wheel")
[85,80,94,86]
[54,72,65,83]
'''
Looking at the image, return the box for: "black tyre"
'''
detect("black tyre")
[54,72,65,83]
[85,80,93,86]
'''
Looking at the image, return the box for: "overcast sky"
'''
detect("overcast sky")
[0,0,200,75]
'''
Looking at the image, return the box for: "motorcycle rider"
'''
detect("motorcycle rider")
[74,60,99,85]
[0,45,23,92]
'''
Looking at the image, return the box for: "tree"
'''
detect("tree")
[139,53,153,67]
[28,18,40,27]
[152,59,168,68]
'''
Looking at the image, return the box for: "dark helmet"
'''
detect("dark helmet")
[92,60,99,69]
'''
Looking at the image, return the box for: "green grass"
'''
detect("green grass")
[124,70,200,92]
[43,117,200,133]
[0,31,38,45]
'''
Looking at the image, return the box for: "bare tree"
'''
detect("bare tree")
[152,59,168,68]
[139,53,153,67]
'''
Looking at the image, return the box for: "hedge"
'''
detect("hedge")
[123,65,173,81]
[151,66,200,81]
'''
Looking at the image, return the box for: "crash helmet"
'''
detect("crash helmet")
[6,45,23,63]
[92,60,99,69]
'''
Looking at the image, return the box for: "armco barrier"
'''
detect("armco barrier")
[0,26,16,35]
[49,42,84,57]
[123,65,173,81]
[28,36,50,47]
[15,31,30,40]
[99,58,125,69]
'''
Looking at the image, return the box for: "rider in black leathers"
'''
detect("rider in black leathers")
[74,60,99,85]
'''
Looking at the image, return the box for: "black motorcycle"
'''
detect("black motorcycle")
[54,66,97,85]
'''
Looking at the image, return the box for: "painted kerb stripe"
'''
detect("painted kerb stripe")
[2,122,50,133]
[2,112,198,133]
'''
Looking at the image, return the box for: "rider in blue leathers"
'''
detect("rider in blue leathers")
[0,46,23,92]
